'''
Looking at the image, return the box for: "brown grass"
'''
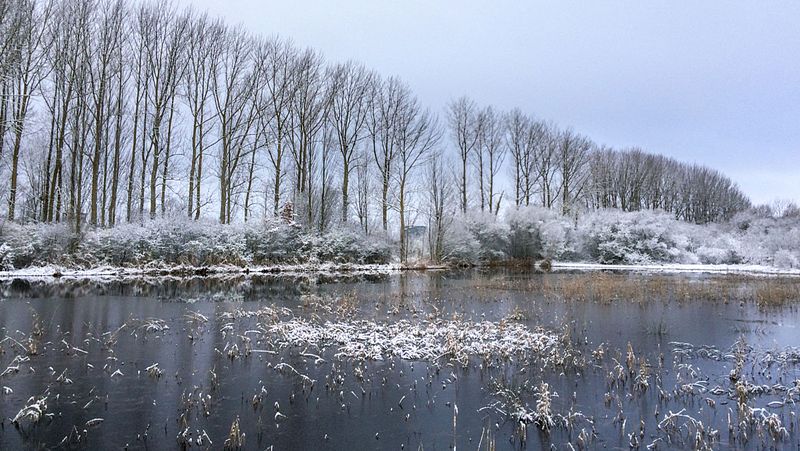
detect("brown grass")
[478,273,800,305]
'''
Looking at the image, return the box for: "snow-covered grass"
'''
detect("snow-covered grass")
[263,318,564,364]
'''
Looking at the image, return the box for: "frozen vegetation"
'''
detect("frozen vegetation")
[0,217,392,272]
[1,206,798,274]
[444,207,800,268]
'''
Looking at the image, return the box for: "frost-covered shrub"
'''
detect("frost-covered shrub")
[441,217,482,264]
[314,228,392,264]
[244,220,307,264]
[83,219,250,267]
[580,210,682,264]
[773,249,799,269]
[1,206,798,270]
[464,212,509,262]
[0,242,12,271]
[0,222,75,269]
[695,246,729,265]
[506,207,572,259]
[0,218,391,270]
[725,213,800,266]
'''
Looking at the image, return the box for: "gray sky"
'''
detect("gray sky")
[183,0,800,205]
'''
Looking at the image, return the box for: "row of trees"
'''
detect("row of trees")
[0,0,442,259]
[447,99,750,223]
[1,0,751,262]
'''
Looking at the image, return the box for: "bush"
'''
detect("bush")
[441,217,482,265]
[2,206,799,270]
[579,211,682,264]
[773,249,799,269]
[0,222,75,269]
[506,206,572,260]
[0,218,391,270]
[464,212,510,262]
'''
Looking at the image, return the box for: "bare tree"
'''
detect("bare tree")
[476,106,505,214]
[354,145,371,234]
[6,0,53,221]
[329,61,372,223]
[210,24,255,224]
[107,0,129,226]
[287,47,328,226]
[184,12,215,220]
[426,150,454,262]
[557,128,592,215]
[368,75,403,232]
[446,96,478,214]
[142,4,187,219]
[533,121,559,208]
[88,0,125,226]
[255,37,296,217]
[393,84,440,262]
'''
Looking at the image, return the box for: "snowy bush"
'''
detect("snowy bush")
[579,210,683,264]
[0,218,391,270]
[506,206,573,259]
[441,217,482,264]
[314,228,392,264]
[464,212,510,262]
[1,206,798,270]
[0,222,75,269]
[773,249,799,269]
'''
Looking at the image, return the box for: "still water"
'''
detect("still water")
[0,269,798,450]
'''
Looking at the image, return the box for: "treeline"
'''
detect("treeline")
[447,102,750,223]
[587,149,749,224]
[1,1,750,260]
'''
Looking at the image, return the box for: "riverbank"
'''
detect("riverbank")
[2,259,799,281]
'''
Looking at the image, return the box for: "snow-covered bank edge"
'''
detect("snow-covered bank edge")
[552,262,800,277]
[2,260,799,281]
[0,262,411,281]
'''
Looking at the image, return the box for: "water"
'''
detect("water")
[1,269,798,449]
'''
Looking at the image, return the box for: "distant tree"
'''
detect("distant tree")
[557,128,592,215]
[426,150,454,262]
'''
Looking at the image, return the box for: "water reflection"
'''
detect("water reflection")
[0,270,798,449]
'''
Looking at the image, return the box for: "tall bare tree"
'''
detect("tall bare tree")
[329,61,372,223]
[393,85,440,262]
[557,128,592,215]
[287,47,328,226]
[211,25,256,223]
[184,12,215,220]
[6,0,52,221]
[446,97,478,214]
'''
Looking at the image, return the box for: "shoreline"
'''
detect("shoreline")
[1,260,798,281]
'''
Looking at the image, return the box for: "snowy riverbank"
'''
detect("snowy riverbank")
[2,260,799,281]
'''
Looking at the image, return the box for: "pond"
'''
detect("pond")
[1,269,799,450]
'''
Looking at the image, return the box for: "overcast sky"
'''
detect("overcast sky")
[181,0,800,205]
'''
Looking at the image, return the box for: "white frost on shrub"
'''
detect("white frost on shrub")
[773,249,799,269]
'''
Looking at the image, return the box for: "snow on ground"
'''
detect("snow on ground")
[553,262,800,277]
[3,261,800,281]
[0,263,404,280]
